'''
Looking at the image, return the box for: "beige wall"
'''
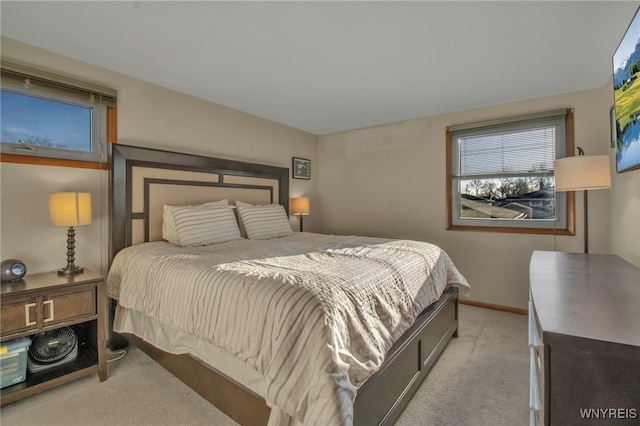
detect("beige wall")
[608,165,640,267]
[318,87,627,310]
[0,37,318,275]
[0,163,109,275]
[603,78,640,268]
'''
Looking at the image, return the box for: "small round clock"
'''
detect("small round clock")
[1,259,27,282]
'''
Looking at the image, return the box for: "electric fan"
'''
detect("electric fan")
[27,327,78,373]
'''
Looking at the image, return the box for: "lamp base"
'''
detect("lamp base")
[58,226,83,276]
[57,265,84,276]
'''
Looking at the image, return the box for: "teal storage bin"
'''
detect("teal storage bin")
[0,337,32,389]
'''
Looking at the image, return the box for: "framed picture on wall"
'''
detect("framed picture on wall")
[292,157,310,180]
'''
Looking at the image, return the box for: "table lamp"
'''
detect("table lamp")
[49,192,92,275]
[291,197,310,232]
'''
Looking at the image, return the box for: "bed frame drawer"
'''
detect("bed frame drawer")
[354,287,458,426]
[355,339,420,425]
[420,297,456,367]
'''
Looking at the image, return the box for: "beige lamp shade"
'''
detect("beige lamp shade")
[291,197,310,216]
[553,155,611,192]
[49,192,92,227]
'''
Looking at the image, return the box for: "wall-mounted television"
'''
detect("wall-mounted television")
[613,6,640,173]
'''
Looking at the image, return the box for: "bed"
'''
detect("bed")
[107,144,470,426]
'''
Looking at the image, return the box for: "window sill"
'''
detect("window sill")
[446,224,575,235]
[0,153,109,170]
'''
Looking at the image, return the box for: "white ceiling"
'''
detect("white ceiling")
[1,1,638,135]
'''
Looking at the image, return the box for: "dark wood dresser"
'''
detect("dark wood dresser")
[528,251,640,425]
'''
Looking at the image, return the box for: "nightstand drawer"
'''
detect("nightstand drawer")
[1,300,38,335]
[1,287,96,336]
[43,288,96,327]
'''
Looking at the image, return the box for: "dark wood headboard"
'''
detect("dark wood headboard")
[110,144,290,260]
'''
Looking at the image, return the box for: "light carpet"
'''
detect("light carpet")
[0,305,529,425]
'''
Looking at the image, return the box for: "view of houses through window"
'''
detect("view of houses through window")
[448,110,571,232]
[460,175,555,220]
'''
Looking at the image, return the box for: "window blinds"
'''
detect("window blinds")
[1,60,116,107]
[450,111,567,179]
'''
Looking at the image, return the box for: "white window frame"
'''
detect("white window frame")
[1,84,106,163]
[446,109,575,234]
[0,62,115,163]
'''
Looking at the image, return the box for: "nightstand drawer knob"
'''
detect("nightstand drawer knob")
[24,302,36,326]
[43,299,55,323]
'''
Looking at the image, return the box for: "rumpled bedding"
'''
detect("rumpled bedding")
[107,233,470,425]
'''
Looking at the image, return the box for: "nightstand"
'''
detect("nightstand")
[0,269,107,405]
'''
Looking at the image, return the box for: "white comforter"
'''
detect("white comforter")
[107,233,470,426]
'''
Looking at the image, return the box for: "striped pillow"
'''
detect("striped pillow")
[162,199,229,244]
[233,200,256,238]
[237,205,293,240]
[172,206,241,247]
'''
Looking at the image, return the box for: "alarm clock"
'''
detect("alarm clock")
[1,259,27,282]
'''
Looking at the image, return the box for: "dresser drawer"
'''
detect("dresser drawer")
[529,347,544,425]
[529,347,542,411]
[528,301,542,348]
[529,298,545,426]
[530,408,542,426]
[1,287,96,336]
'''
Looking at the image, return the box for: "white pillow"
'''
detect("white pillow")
[162,199,229,244]
[172,205,241,247]
[237,205,293,240]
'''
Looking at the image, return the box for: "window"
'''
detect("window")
[447,109,575,234]
[1,62,116,163]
